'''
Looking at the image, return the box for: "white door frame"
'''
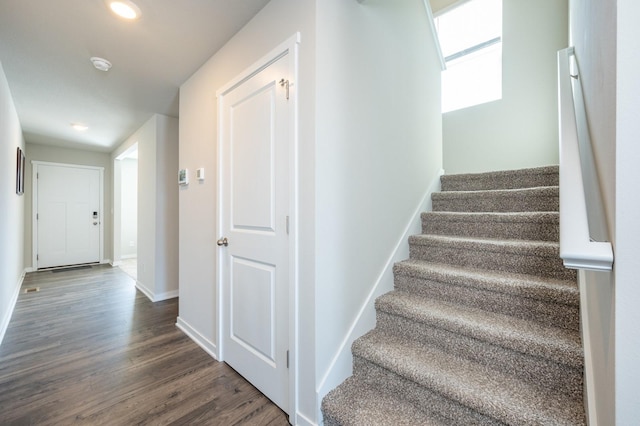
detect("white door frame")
[32,161,105,270]
[215,33,300,419]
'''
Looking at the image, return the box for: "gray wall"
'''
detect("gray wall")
[0,62,25,344]
[442,0,568,173]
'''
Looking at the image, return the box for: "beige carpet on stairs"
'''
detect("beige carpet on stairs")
[321,165,586,425]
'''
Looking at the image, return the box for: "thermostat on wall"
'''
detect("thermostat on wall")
[178,168,189,186]
[196,168,205,181]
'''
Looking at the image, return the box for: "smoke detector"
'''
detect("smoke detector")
[90,57,112,72]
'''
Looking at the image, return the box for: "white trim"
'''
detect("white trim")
[578,270,598,426]
[0,269,26,347]
[135,280,178,302]
[154,290,179,301]
[422,0,446,70]
[295,411,317,426]
[216,33,301,419]
[315,169,444,415]
[135,280,154,301]
[176,317,219,360]
[31,161,105,270]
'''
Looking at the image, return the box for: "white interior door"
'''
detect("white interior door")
[36,163,102,269]
[219,52,291,412]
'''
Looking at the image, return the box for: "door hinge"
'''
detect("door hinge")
[286,216,290,235]
[36,213,39,220]
[279,78,290,100]
[37,173,39,179]
[37,254,39,261]
[286,350,290,368]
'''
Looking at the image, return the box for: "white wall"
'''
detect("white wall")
[314,0,443,415]
[178,1,316,423]
[615,0,640,422]
[568,1,616,424]
[112,114,178,302]
[24,143,112,268]
[0,62,25,345]
[120,158,137,258]
[442,0,568,173]
[178,0,443,424]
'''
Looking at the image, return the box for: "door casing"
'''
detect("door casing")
[215,33,300,420]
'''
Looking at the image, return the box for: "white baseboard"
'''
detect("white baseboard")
[135,280,154,302]
[135,281,178,302]
[121,254,137,260]
[101,259,112,265]
[315,169,444,418]
[0,269,26,347]
[295,411,317,426]
[176,316,219,360]
[111,260,122,267]
[154,289,179,301]
[24,267,35,273]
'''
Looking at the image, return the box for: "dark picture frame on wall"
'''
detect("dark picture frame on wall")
[16,147,25,195]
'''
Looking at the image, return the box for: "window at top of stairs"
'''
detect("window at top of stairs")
[434,0,502,113]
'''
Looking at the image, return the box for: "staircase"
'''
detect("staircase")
[321,166,586,425]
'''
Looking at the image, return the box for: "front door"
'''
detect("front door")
[218,51,292,412]
[35,163,102,269]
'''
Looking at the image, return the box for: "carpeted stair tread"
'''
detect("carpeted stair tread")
[321,165,585,425]
[422,211,559,241]
[394,259,578,306]
[375,290,583,368]
[432,186,559,213]
[374,310,583,397]
[440,165,559,191]
[321,376,450,426]
[409,234,575,280]
[393,259,579,330]
[353,330,586,425]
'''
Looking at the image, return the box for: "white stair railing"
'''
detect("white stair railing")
[557,47,613,271]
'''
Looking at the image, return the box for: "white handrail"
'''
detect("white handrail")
[557,47,613,271]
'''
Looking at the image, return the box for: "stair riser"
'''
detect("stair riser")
[432,194,559,213]
[440,170,559,192]
[352,356,502,425]
[422,216,559,241]
[409,242,575,280]
[394,275,580,331]
[375,311,583,397]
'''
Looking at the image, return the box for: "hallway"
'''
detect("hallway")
[0,265,288,425]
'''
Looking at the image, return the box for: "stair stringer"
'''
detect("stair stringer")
[315,168,444,421]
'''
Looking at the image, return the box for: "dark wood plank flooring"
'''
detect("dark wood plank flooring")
[0,265,289,425]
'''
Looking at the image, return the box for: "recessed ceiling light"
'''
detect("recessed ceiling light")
[105,0,141,20]
[90,57,112,72]
[72,123,89,132]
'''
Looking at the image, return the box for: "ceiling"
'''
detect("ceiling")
[0,0,271,152]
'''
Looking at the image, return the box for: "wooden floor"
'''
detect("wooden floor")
[0,265,289,425]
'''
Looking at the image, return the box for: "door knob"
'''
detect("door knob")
[217,237,229,247]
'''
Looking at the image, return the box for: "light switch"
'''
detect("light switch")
[196,168,205,181]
